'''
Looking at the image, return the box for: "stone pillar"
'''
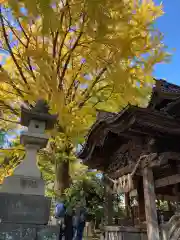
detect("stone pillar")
[1,143,44,195]
[143,167,160,240]
[15,144,41,177]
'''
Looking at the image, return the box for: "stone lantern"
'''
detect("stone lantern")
[0,100,57,195]
[0,102,60,237]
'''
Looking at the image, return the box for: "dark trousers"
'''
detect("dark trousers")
[75,222,85,240]
[64,214,73,240]
[58,222,64,240]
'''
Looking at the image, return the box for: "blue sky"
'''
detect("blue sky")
[154,0,180,85]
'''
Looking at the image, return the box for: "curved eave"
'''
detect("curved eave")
[78,105,134,160]
[148,79,180,109]
[78,106,180,163]
[148,90,180,109]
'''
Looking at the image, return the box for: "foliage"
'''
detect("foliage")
[0,0,169,192]
[156,200,169,211]
[0,130,6,147]
[0,133,24,181]
[63,171,104,218]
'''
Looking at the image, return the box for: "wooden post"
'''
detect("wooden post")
[143,167,160,240]
[125,193,130,218]
[168,201,172,212]
[173,184,180,213]
[103,175,113,225]
[137,176,146,223]
[105,187,114,225]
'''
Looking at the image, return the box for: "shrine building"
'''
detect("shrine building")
[79,79,180,240]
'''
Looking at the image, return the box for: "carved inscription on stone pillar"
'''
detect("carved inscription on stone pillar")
[20,179,38,189]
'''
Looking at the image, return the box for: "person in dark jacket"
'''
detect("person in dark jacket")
[55,202,66,240]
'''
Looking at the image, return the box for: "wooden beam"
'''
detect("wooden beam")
[167,152,180,161]
[155,174,180,188]
[108,151,180,180]
[142,152,171,169]
[143,167,160,240]
[108,164,136,179]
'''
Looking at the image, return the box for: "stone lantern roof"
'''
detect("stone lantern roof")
[20,99,58,130]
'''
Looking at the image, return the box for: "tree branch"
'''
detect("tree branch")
[0,8,29,88]
[91,84,114,108]
[0,86,22,97]
[78,67,107,108]
[0,148,25,151]
[0,64,25,97]
[2,15,26,47]
[0,100,19,116]
[59,21,85,90]
[56,1,72,87]
[0,117,20,124]
[66,62,83,102]
[16,18,29,40]
[52,30,59,59]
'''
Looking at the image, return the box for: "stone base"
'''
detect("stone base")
[0,223,59,240]
[103,226,147,240]
[0,175,45,195]
[0,193,51,225]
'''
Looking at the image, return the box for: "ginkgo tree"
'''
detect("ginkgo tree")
[0,0,169,194]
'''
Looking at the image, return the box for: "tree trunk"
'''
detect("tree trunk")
[54,160,71,196]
